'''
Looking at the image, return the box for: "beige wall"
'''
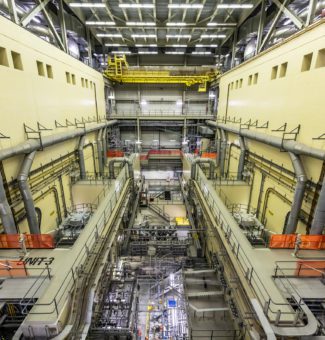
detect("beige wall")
[0,17,107,234]
[216,21,325,234]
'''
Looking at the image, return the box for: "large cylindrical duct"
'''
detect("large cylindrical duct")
[191,158,215,180]
[108,158,134,180]
[237,136,246,180]
[78,135,87,180]
[97,129,103,176]
[17,151,40,234]
[310,176,325,235]
[285,153,307,234]
[220,129,227,177]
[0,173,16,234]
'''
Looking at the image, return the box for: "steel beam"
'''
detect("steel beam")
[58,0,68,53]
[272,0,305,29]
[256,0,266,54]
[20,0,51,27]
[86,28,93,66]
[231,28,238,68]
[39,0,66,51]
[259,0,289,53]
[306,0,317,26]
[7,0,19,24]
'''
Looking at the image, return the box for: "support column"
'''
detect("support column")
[86,28,93,67]
[58,0,68,53]
[7,0,19,24]
[231,29,238,68]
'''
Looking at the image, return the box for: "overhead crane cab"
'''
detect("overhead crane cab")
[104,54,220,92]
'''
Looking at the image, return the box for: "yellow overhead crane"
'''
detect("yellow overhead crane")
[103,54,219,92]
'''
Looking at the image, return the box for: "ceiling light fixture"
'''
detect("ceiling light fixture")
[168,4,204,8]
[167,44,187,47]
[165,51,185,54]
[192,51,212,55]
[196,44,218,47]
[166,22,188,26]
[217,4,254,8]
[105,43,125,46]
[132,34,157,38]
[138,51,158,54]
[166,34,191,38]
[119,3,154,8]
[207,22,237,26]
[135,44,157,47]
[86,21,115,25]
[201,34,226,38]
[69,3,105,7]
[127,22,156,26]
[97,33,123,37]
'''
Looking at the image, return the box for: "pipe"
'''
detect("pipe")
[285,153,307,234]
[78,135,87,180]
[215,129,221,167]
[237,136,246,180]
[102,127,107,167]
[206,121,325,160]
[108,157,134,180]
[96,129,103,176]
[0,173,16,234]
[0,121,117,233]
[17,151,39,234]
[310,176,325,234]
[191,158,215,180]
[220,129,227,176]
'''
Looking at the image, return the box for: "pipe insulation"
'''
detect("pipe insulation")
[0,174,16,234]
[191,158,215,180]
[78,135,87,180]
[206,121,325,160]
[220,129,227,176]
[237,135,246,180]
[285,153,307,234]
[0,120,117,233]
[108,157,134,180]
[17,151,39,234]
[97,129,103,176]
[310,176,325,235]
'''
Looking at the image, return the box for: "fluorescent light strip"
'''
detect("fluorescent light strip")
[192,51,212,55]
[196,44,218,47]
[166,22,188,26]
[119,3,154,8]
[97,33,123,37]
[70,3,105,7]
[165,51,185,54]
[217,4,254,8]
[111,51,131,54]
[132,34,156,38]
[166,34,191,38]
[201,34,226,38]
[207,22,237,26]
[138,51,158,54]
[127,22,156,26]
[167,44,187,47]
[168,4,203,8]
[86,21,115,25]
[105,43,126,46]
[135,44,157,47]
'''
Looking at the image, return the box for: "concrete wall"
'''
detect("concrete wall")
[0,16,107,233]
[216,21,325,234]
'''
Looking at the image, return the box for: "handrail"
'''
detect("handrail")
[195,167,307,324]
[109,111,215,118]
[26,166,130,317]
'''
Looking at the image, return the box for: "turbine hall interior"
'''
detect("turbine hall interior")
[0,0,325,339]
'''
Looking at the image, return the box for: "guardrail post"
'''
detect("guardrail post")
[46,264,51,279]
[275,309,281,325]
[263,299,270,314]
[54,298,59,316]
[71,267,75,283]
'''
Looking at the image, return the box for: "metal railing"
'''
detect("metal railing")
[274,261,325,279]
[109,111,215,118]
[26,167,129,317]
[195,167,305,324]
[71,172,112,185]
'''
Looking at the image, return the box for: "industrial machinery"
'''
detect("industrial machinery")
[104,55,219,92]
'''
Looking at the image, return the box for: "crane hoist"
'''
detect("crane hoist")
[103,54,219,92]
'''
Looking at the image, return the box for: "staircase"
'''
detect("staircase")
[148,203,171,222]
